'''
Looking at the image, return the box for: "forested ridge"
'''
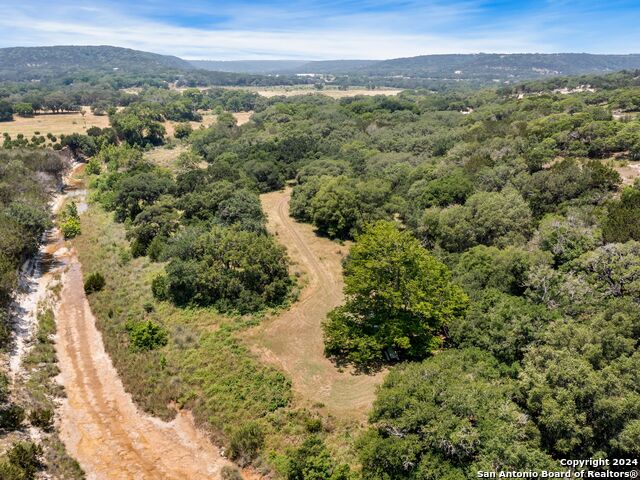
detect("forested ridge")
[1,66,639,478]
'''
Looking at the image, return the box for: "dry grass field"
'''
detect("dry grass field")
[225,85,402,98]
[163,111,252,135]
[0,107,110,138]
[1,109,252,141]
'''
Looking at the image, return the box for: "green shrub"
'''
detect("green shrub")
[5,441,42,480]
[151,274,169,300]
[0,404,25,430]
[28,408,53,430]
[221,466,243,480]
[283,436,351,480]
[85,158,101,175]
[126,320,168,351]
[60,202,81,239]
[60,217,81,239]
[146,236,165,262]
[174,122,193,139]
[228,422,264,466]
[130,238,147,258]
[0,460,25,480]
[304,417,323,433]
[84,272,105,294]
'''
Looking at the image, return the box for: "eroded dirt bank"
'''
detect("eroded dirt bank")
[252,188,384,420]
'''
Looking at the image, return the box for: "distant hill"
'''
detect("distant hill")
[189,53,640,88]
[287,59,379,75]
[4,46,640,89]
[345,53,640,80]
[0,45,194,82]
[190,60,309,74]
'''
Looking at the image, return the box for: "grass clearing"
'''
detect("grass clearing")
[0,107,109,138]
[0,109,251,142]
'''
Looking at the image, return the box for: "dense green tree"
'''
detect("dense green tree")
[568,241,640,301]
[110,110,166,147]
[162,226,290,312]
[0,100,13,121]
[453,245,551,296]
[12,102,34,117]
[519,298,640,457]
[449,289,556,365]
[602,186,640,243]
[114,171,174,222]
[421,188,532,252]
[310,176,361,239]
[216,189,266,233]
[359,349,555,480]
[323,221,467,366]
[128,201,180,255]
[538,213,602,265]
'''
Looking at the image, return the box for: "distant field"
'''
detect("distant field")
[225,85,403,98]
[0,107,109,138]
[164,111,252,135]
[170,84,402,98]
[0,109,252,140]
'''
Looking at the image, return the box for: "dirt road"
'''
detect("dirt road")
[56,259,236,480]
[47,167,244,479]
[253,189,384,420]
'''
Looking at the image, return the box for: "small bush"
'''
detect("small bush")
[304,417,323,433]
[174,122,193,139]
[60,217,81,239]
[151,274,169,300]
[0,460,25,480]
[28,408,53,430]
[60,202,81,239]
[221,466,243,480]
[5,441,43,480]
[126,320,168,351]
[130,238,147,258]
[146,236,165,262]
[228,422,265,466]
[85,158,101,175]
[0,404,25,430]
[283,436,351,480]
[84,272,105,294]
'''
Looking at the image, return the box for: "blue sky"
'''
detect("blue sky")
[0,1,638,60]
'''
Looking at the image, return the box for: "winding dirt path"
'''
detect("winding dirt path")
[251,188,384,420]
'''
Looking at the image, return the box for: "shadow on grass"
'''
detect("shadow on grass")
[325,350,388,376]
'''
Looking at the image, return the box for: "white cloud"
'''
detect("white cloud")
[0,6,554,60]
[0,0,637,59]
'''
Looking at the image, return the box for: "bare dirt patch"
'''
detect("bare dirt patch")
[233,111,253,125]
[249,188,384,421]
[0,107,109,138]
[614,161,640,186]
